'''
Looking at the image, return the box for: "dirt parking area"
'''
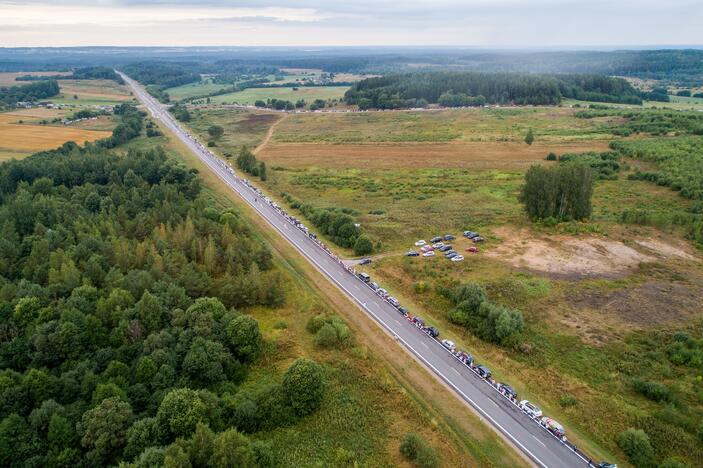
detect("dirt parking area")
[486,226,699,279]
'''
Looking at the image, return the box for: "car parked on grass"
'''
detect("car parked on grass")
[444,250,458,258]
[473,236,484,243]
[423,251,435,257]
[441,339,456,351]
[432,242,445,249]
[430,236,443,243]
[466,246,479,253]
[406,250,420,257]
[475,365,491,379]
[443,234,455,241]
[425,326,439,338]
[438,245,452,252]
[498,383,517,400]
[518,400,543,418]
[415,239,426,246]
[451,255,464,262]
[359,258,372,265]
[463,230,479,239]
[421,245,433,252]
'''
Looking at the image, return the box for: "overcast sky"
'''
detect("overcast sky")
[1,0,701,48]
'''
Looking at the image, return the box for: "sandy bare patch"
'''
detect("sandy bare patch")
[487,227,698,279]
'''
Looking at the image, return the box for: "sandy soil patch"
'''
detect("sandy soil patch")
[258,141,610,171]
[487,226,698,279]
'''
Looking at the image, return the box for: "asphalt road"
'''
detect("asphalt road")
[120,72,591,468]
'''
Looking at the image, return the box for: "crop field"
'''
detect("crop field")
[0,70,71,86]
[50,79,134,106]
[208,85,349,105]
[0,110,112,157]
[187,104,703,465]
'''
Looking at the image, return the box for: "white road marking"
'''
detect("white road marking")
[533,435,546,447]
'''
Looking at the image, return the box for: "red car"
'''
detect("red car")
[466,246,479,253]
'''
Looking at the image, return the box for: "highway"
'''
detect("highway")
[119,71,591,468]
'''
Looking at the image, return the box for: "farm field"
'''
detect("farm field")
[0,109,112,157]
[208,85,349,105]
[191,104,703,465]
[163,80,235,101]
[50,79,134,106]
[131,121,528,468]
[0,70,71,86]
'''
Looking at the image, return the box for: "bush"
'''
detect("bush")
[632,378,676,404]
[354,235,373,255]
[545,152,557,161]
[399,433,438,468]
[616,428,655,468]
[282,359,326,416]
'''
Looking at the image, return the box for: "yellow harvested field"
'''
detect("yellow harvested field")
[0,71,71,86]
[0,113,112,153]
[258,140,611,170]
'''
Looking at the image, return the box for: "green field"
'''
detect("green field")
[191,104,703,466]
[163,81,235,101]
[186,107,281,154]
[209,86,349,106]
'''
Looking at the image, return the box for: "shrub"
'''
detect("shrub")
[354,235,373,255]
[399,433,438,468]
[545,152,557,161]
[559,395,578,407]
[616,428,655,468]
[632,378,675,404]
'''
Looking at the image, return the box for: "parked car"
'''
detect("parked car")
[498,383,517,399]
[463,230,478,239]
[359,258,372,265]
[519,400,543,418]
[423,251,435,257]
[438,245,452,252]
[412,317,425,328]
[441,339,456,351]
[369,282,379,291]
[406,250,420,257]
[357,272,370,282]
[414,239,426,246]
[444,251,458,258]
[398,306,408,316]
[541,417,565,438]
[466,246,479,253]
[432,242,445,249]
[425,326,439,338]
[457,351,474,365]
[597,463,618,468]
[475,365,491,379]
[421,245,433,252]
[451,255,464,262]
[472,236,484,243]
[377,288,388,297]
[430,236,443,243]
[443,234,456,241]
[387,297,400,307]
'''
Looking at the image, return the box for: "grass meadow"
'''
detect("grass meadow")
[208,86,349,106]
[185,105,703,465]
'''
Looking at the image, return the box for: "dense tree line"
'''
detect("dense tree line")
[97,103,146,149]
[281,193,371,254]
[16,67,124,84]
[169,103,191,122]
[0,141,333,466]
[0,80,59,107]
[519,162,594,221]
[344,72,641,109]
[235,147,267,181]
[442,283,524,347]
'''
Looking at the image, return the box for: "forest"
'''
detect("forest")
[16,67,124,84]
[344,72,642,109]
[0,138,338,466]
[0,80,60,108]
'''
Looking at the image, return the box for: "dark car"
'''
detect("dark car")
[457,351,474,365]
[369,282,379,291]
[359,258,372,265]
[498,383,517,399]
[443,234,455,241]
[406,250,420,257]
[413,317,425,328]
[438,245,452,252]
[425,326,439,338]
[398,306,409,316]
[475,365,491,379]
[444,250,458,258]
[357,272,371,282]
[430,236,443,243]
[472,236,485,243]
[463,230,478,238]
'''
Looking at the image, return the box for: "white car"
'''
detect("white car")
[441,339,456,351]
[423,251,435,257]
[451,255,464,262]
[519,400,543,418]
[414,239,426,246]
